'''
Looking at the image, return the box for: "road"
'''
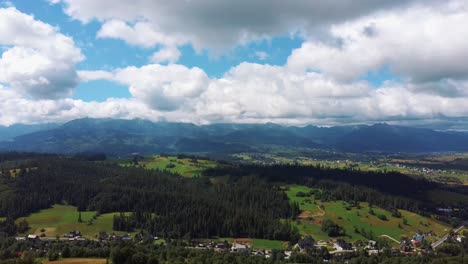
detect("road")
[380,235,400,244]
[431,225,465,249]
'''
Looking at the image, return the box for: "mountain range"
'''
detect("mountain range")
[1,118,468,155]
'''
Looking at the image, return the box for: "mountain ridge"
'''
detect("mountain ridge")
[1,118,468,155]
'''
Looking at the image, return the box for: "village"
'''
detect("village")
[14,225,466,260]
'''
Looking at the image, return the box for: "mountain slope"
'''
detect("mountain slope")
[0,123,59,141]
[1,118,468,155]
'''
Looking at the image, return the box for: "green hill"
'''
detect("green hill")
[286,185,451,243]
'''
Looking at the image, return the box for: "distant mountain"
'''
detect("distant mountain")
[338,123,468,152]
[0,123,59,141]
[1,118,468,155]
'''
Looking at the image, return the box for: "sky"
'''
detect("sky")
[1,0,468,129]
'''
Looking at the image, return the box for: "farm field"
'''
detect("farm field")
[42,258,106,264]
[285,185,451,243]
[16,204,132,239]
[122,155,218,177]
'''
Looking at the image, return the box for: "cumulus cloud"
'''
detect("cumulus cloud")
[78,70,114,82]
[287,1,468,84]
[3,0,468,129]
[150,46,181,64]
[71,62,468,127]
[0,7,83,99]
[113,64,209,111]
[51,0,422,51]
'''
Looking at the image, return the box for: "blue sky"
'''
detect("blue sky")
[0,0,467,128]
[8,0,308,102]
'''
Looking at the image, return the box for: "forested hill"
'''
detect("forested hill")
[0,154,466,240]
[0,155,299,241]
[1,118,468,155]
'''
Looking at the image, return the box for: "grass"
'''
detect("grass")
[284,185,321,214]
[42,258,107,264]
[252,239,287,249]
[216,238,287,250]
[16,204,134,239]
[285,185,451,243]
[122,155,218,178]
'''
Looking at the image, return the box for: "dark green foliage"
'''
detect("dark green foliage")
[377,214,388,221]
[321,219,346,237]
[295,191,308,197]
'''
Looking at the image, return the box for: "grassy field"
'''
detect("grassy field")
[216,238,287,250]
[42,258,106,264]
[122,155,218,177]
[285,185,322,216]
[16,205,133,239]
[252,239,288,249]
[285,185,451,243]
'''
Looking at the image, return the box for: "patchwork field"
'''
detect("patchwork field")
[122,155,218,177]
[286,185,451,243]
[232,152,468,185]
[16,204,131,239]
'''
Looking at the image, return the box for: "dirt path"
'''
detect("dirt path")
[312,205,325,217]
[380,235,400,244]
[298,205,326,224]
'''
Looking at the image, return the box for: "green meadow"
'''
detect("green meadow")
[16,204,132,239]
[285,185,451,243]
[122,155,218,177]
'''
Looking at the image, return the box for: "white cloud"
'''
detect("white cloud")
[255,51,268,61]
[78,70,113,82]
[3,62,468,127]
[72,62,468,127]
[287,1,468,84]
[3,1,468,129]
[97,20,184,48]
[113,64,209,111]
[150,46,181,64]
[0,7,83,99]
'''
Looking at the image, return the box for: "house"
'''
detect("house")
[231,243,248,252]
[298,236,315,250]
[64,230,81,238]
[335,239,353,251]
[411,234,425,247]
[365,240,377,250]
[400,240,412,252]
[27,234,39,241]
[215,242,230,253]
